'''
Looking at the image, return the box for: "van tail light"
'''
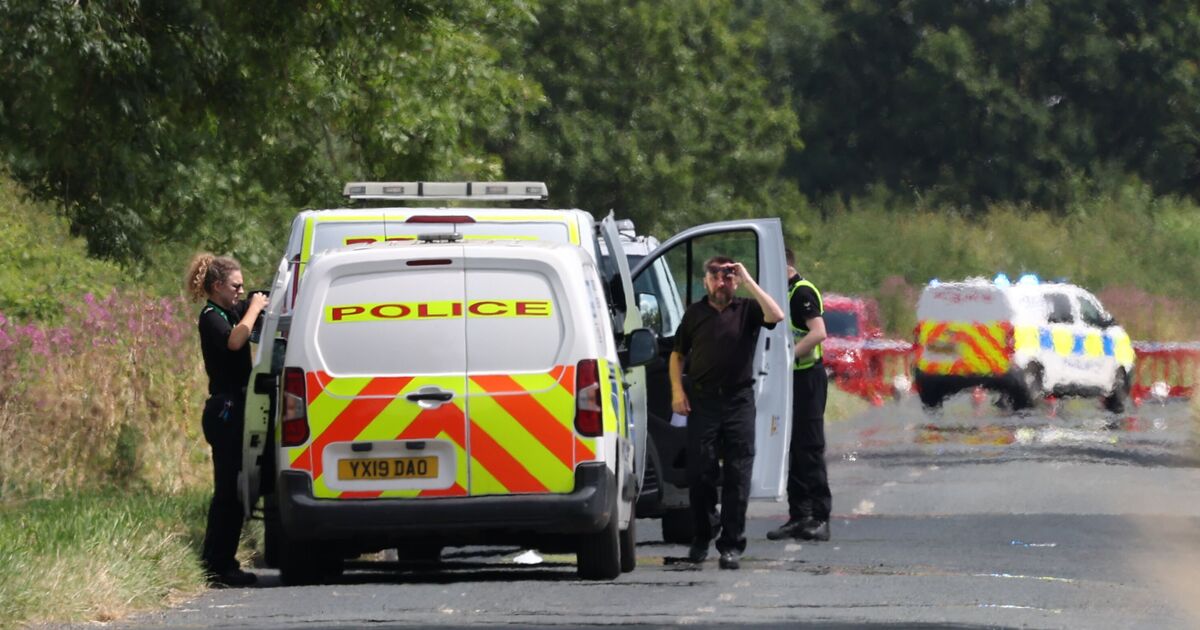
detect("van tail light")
[574,359,603,437]
[281,367,310,446]
[1001,322,1016,358]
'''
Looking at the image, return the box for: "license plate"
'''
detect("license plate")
[337,456,438,481]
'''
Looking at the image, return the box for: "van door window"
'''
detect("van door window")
[662,230,761,308]
[1045,293,1074,324]
[1079,296,1106,328]
[632,256,684,337]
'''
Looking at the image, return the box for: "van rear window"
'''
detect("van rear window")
[465,269,565,373]
[316,268,467,376]
[916,285,1014,321]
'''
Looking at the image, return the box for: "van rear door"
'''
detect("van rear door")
[294,247,470,500]
[239,256,293,513]
[598,214,647,490]
[915,284,1015,378]
[630,219,791,500]
[461,249,583,496]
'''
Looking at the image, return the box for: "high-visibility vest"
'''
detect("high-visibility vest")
[789,278,823,370]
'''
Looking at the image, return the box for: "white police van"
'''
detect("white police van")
[913,274,1136,412]
[239,182,793,579]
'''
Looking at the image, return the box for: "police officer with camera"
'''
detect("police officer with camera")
[670,256,785,569]
[185,253,268,587]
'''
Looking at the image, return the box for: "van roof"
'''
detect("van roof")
[916,278,1095,321]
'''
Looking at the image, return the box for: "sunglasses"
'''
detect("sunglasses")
[707,266,736,277]
[228,282,244,291]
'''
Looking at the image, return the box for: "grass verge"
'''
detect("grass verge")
[0,491,211,628]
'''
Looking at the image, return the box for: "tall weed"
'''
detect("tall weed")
[0,291,209,499]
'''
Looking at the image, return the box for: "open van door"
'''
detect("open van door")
[239,256,294,513]
[630,219,792,500]
[599,214,648,504]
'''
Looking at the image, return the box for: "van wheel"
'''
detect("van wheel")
[278,533,344,586]
[578,493,621,580]
[917,383,944,409]
[1103,368,1130,414]
[1012,364,1043,411]
[619,515,636,573]
[660,508,695,545]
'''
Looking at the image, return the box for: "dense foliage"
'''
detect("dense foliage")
[0,0,539,266]
[750,0,1200,208]
[2,0,1199,318]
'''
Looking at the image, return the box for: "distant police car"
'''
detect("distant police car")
[913,274,1135,412]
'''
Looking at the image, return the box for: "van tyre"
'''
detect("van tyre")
[578,492,621,580]
[1011,364,1043,411]
[278,531,344,586]
[660,507,695,545]
[619,515,637,573]
[1103,368,1130,415]
[917,382,944,410]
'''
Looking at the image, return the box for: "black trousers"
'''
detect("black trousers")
[788,365,831,521]
[200,393,246,575]
[686,386,756,554]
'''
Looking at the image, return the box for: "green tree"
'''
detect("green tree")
[0,1,540,266]
[492,0,800,235]
[749,0,1200,208]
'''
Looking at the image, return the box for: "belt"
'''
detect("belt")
[690,380,754,396]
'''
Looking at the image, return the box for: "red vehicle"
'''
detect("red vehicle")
[820,294,914,402]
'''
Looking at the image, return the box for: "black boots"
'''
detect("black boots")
[766,518,830,541]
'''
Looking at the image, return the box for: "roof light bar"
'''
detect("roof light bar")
[343,181,549,201]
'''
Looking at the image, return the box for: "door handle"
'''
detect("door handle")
[406,391,454,402]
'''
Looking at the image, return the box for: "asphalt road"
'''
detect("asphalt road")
[109,394,1200,629]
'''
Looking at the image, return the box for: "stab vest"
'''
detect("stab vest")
[789,278,823,370]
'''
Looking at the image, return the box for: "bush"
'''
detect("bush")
[0,176,124,323]
[797,185,1200,340]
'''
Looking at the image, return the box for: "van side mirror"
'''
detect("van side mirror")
[1100,314,1116,328]
[637,292,662,333]
[621,328,658,368]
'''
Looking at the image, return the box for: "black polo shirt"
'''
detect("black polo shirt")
[674,296,776,391]
[199,299,252,397]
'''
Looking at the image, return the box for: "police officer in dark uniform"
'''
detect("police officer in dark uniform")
[767,248,832,542]
[185,253,268,587]
[670,256,785,569]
